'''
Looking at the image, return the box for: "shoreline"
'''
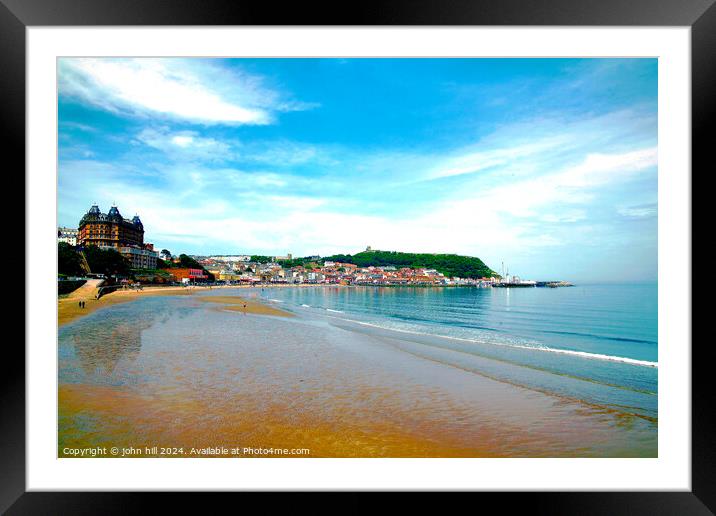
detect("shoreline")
[58,285,656,458]
[57,278,596,328]
[57,282,371,327]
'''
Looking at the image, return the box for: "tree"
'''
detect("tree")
[176,254,214,281]
[83,245,131,277]
[161,248,172,257]
[178,253,202,268]
[321,250,498,279]
[58,242,84,276]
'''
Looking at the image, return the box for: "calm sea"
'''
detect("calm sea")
[257,282,658,420]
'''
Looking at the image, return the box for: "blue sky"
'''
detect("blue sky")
[58,58,657,281]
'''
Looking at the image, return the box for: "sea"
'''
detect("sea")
[256,282,658,421]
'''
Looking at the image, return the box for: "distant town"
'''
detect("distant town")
[58,203,571,290]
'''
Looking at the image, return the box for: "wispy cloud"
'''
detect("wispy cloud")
[58,58,313,125]
[133,127,235,162]
[425,137,568,180]
[618,203,658,219]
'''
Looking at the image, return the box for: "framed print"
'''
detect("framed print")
[4,0,710,511]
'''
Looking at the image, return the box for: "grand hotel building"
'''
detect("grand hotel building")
[77,204,157,269]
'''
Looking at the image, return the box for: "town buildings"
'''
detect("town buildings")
[192,255,496,287]
[57,227,79,246]
[117,246,159,269]
[164,268,209,283]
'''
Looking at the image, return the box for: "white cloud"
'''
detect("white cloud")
[426,137,567,180]
[558,148,658,188]
[59,58,312,125]
[59,121,97,132]
[618,204,657,219]
[171,135,194,147]
[134,127,234,161]
[540,211,587,223]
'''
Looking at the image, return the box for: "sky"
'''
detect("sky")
[57,58,658,282]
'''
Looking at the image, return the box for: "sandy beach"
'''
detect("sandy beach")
[57,288,656,458]
[199,295,294,317]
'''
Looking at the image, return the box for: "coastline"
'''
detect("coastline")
[58,280,563,328]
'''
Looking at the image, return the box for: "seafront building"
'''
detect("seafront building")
[117,246,159,269]
[78,204,144,248]
[76,204,158,269]
[165,268,209,283]
[57,227,79,246]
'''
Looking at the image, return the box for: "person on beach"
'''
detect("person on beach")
[78,301,82,309]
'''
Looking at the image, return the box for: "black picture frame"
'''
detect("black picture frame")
[4,0,708,512]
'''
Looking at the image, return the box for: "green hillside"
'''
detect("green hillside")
[322,250,498,279]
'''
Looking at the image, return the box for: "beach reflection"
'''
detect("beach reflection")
[72,322,144,377]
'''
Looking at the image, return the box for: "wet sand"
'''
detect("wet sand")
[58,383,481,457]
[199,295,294,318]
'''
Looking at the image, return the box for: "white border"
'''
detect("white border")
[27,27,691,491]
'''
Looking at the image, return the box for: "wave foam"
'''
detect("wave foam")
[325,315,658,368]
